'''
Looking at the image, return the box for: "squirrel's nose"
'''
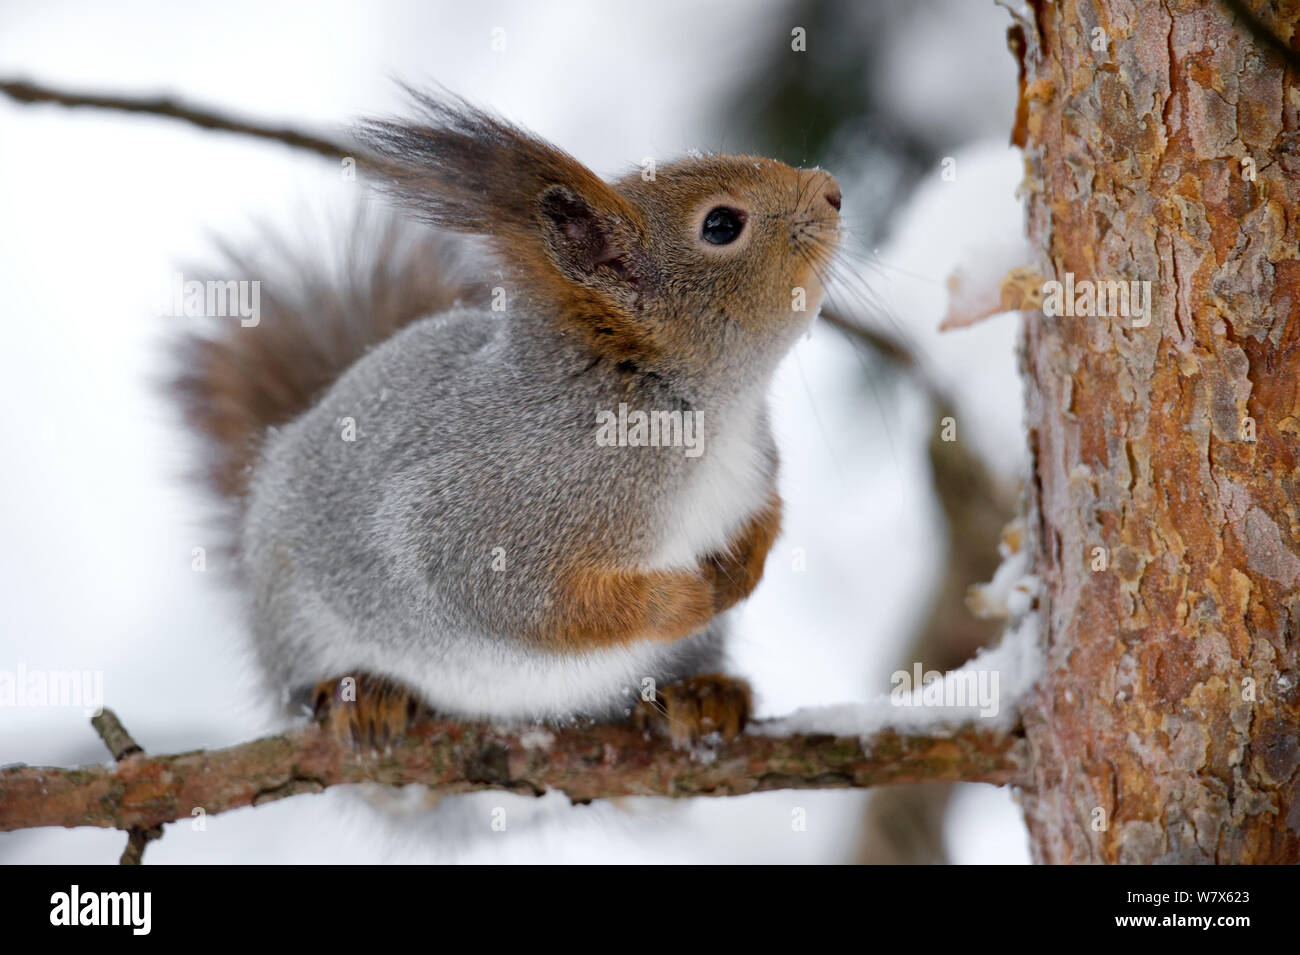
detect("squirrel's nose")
[803,170,842,216]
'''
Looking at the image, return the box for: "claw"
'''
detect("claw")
[310,673,425,752]
[634,673,752,747]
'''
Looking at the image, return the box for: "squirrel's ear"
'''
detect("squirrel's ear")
[357,88,649,294]
[538,185,644,292]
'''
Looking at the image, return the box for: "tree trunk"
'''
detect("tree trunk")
[1014,0,1300,863]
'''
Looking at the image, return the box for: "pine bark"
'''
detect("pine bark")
[1014,0,1300,862]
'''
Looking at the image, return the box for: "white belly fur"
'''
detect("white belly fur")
[645,401,770,570]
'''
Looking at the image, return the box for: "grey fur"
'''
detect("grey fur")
[243,303,777,722]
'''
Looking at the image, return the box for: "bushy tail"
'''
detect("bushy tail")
[170,211,477,500]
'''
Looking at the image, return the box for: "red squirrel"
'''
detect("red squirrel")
[174,89,842,747]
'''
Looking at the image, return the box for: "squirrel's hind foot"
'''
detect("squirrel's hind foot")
[633,673,752,748]
[310,672,428,752]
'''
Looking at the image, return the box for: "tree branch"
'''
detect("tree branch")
[1,709,1025,834]
[0,78,350,159]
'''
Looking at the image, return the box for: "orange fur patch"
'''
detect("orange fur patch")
[544,564,716,650]
[543,493,781,651]
[702,492,783,612]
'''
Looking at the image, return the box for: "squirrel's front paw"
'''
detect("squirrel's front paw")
[310,673,426,751]
[634,673,752,747]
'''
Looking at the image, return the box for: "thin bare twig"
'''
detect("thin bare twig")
[0,78,351,159]
[91,709,143,761]
[89,710,163,863]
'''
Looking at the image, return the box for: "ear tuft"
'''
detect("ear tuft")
[357,86,657,363]
[355,87,644,269]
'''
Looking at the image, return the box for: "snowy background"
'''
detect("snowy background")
[0,0,1032,863]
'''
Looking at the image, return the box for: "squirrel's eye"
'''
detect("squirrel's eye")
[701,207,746,245]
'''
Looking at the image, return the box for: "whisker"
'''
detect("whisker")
[792,245,907,496]
[791,167,818,216]
[795,240,933,376]
[792,348,852,491]
[835,230,949,290]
